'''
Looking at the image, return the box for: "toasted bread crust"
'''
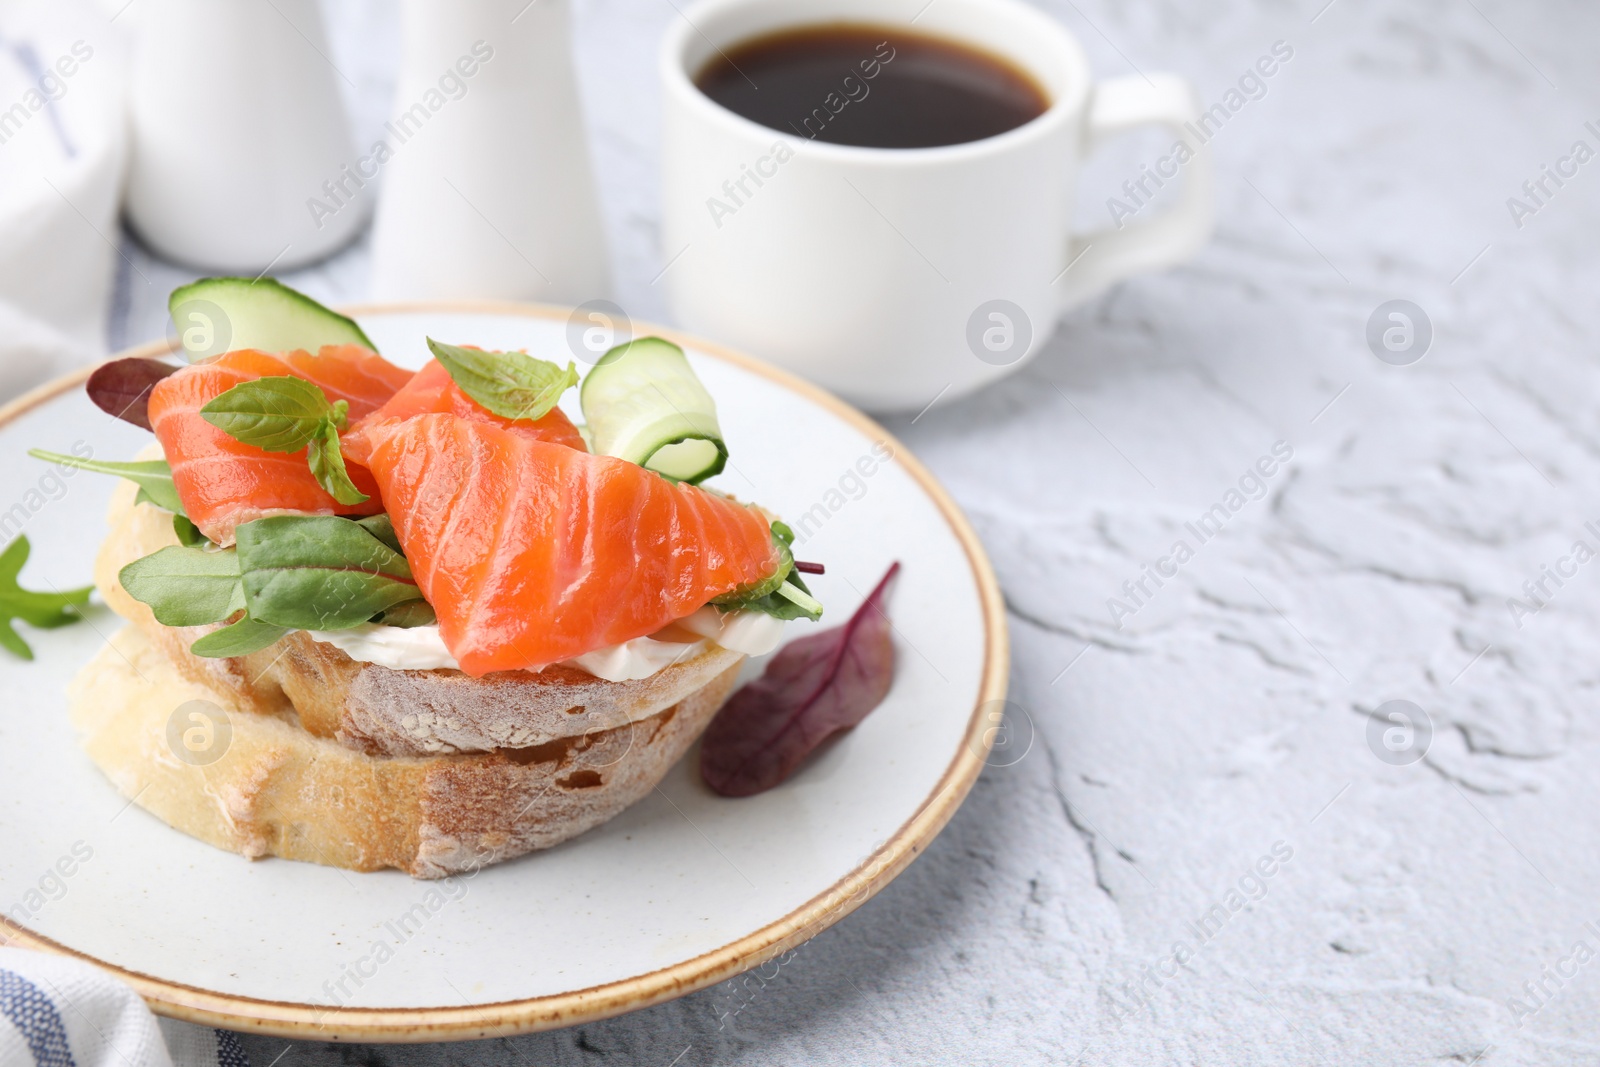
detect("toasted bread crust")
[95,479,746,756]
[77,480,751,876]
[70,626,738,877]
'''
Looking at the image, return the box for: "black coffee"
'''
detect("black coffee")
[695,23,1048,149]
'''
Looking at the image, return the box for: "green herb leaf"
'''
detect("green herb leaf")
[199,375,337,452]
[713,525,794,606]
[118,545,245,627]
[28,449,185,516]
[372,599,437,628]
[355,514,403,554]
[190,617,289,658]
[0,624,29,660]
[767,574,825,618]
[731,572,824,622]
[427,338,579,422]
[173,514,208,546]
[711,524,823,622]
[0,536,92,660]
[199,377,368,505]
[235,515,423,631]
[306,418,369,505]
[121,514,429,646]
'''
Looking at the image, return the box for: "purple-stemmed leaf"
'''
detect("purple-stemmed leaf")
[86,358,177,431]
[700,562,900,797]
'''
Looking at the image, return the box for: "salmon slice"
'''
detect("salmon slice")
[343,359,587,467]
[358,413,780,677]
[147,346,414,544]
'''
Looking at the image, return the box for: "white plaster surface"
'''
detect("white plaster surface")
[99,0,1600,1062]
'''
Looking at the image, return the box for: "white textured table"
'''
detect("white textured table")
[106,1,1600,1063]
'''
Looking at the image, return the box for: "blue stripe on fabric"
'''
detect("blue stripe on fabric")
[215,1028,251,1067]
[0,968,76,1067]
[8,41,78,159]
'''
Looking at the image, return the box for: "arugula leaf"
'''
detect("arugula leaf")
[190,617,289,658]
[711,522,823,622]
[235,515,423,631]
[118,545,245,627]
[0,536,92,660]
[28,450,185,515]
[428,338,579,422]
[199,376,367,505]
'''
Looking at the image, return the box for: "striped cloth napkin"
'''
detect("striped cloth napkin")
[0,949,251,1067]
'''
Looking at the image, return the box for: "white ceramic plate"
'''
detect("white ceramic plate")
[0,305,1006,1041]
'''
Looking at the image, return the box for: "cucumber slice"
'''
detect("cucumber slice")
[579,337,727,483]
[168,277,377,363]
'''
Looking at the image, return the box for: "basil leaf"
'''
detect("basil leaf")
[372,599,436,628]
[28,450,186,516]
[173,514,208,547]
[200,375,335,452]
[0,536,92,660]
[306,418,369,505]
[190,617,289,658]
[199,378,366,504]
[428,338,579,422]
[118,545,245,627]
[235,515,422,631]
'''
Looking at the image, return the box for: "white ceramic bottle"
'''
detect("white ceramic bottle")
[124,0,365,272]
[368,0,611,304]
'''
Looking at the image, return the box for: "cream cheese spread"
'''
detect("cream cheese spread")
[307,606,786,682]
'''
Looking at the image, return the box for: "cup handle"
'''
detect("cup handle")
[1055,73,1215,311]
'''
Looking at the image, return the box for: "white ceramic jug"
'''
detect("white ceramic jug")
[124,0,365,272]
[368,0,611,304]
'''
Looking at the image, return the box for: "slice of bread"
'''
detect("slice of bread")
[95,478,746,756]
[70,625,738,877]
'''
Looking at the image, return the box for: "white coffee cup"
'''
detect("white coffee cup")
[659,0,1213,411]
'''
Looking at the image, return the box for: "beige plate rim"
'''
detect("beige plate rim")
[0,300,1010,1043]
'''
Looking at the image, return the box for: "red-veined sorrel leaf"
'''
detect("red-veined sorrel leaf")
[87,358,178,431]
[700,561,900,797]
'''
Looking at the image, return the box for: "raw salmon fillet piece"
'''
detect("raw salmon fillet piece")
[343,358,587,466]
[147,346,414,544]
[358,413,780,677]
